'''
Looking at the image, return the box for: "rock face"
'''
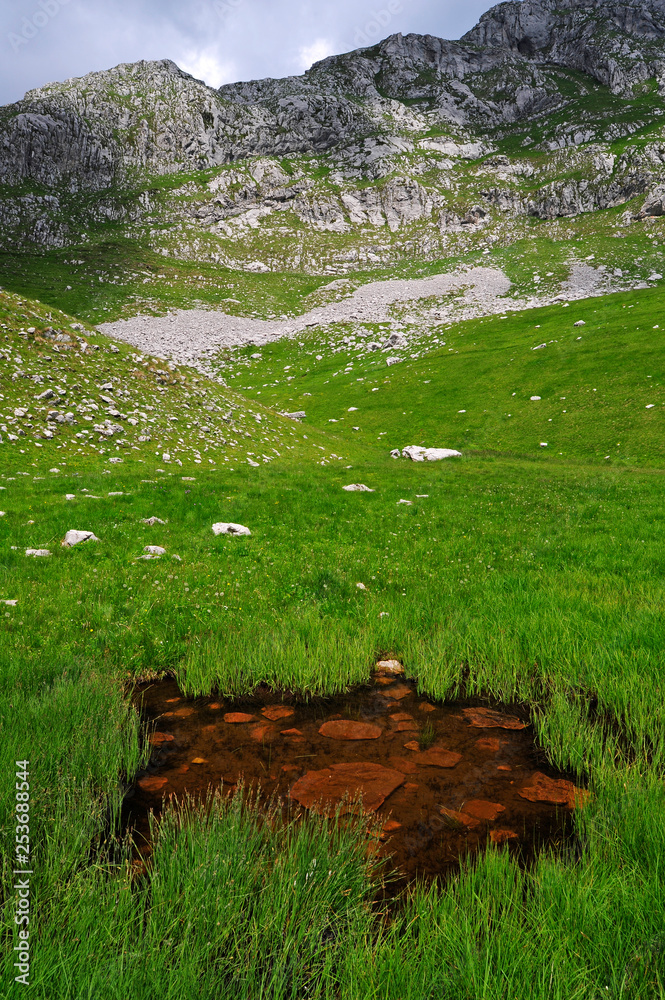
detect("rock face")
[2,0,665,250]
[463,0,665,97]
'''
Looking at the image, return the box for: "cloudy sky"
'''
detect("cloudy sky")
[1,0,501,105]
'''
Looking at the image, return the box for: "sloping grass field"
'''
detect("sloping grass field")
[1,278,665,997]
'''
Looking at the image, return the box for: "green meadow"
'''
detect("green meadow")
[1,279,665,997]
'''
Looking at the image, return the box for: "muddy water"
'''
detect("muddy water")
[124,669,587,887]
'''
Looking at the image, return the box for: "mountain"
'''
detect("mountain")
[1,0,665,271]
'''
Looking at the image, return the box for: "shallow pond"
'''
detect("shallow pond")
[125,662,589,886]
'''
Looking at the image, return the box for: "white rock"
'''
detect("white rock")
[247,459,260,467]
[144,545,166,555]
[61,530,100,547]
[376,659,403,675]
[65,494,76,500]
[49,468,60,473]
[386,357,401,366]
[648,273,662,281]
[540,442,548,447]
[646,404,655,409]
[342,484,375,492]
[397,499,413,505]
[348,407,358,412]
[108,457,123,464]
[25,549,51,557]
[573,320,586,327]
[402,446,462,462]
[212,522,251,536]
[530,396,541,401]
[390,449,401,459]
[2,599,17,606]
[356,582,367,590]
[142,517,167,525]
[283,411,306,421]
[108,492,124,496]
[532,343,547,350]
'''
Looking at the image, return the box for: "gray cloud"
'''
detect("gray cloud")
[0,0,501,105]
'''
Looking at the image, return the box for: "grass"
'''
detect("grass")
[2,276,665,996]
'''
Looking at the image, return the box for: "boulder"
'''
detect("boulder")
[402,446,462,461]
[144,545,166,555]
[212,522,251,536]
[61,530,99,547]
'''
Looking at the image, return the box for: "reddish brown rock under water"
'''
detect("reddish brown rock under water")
[319,720,382,740]
[463,800,506,821]
[262,705,295,721]
[290,762,405,815]
[463,707,526,730]
[439,806,480,829]
[137,776,169,793]
[476,737,502,752]
[224,712,256,724]
[490,828,519,844]
[519,771,590,808]
[412,748,462,769]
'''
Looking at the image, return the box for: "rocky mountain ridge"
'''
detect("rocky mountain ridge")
[1,0,665,263]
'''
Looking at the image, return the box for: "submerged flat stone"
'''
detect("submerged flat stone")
[385,683,411,700]
[490,828,519,844]
[476,737,502,752]
[518,772,590,808]
[262,705,295,721]
[138,776,169,793]
[463,799,506,821]
[319,720,382,740]
[439,806,480,829]
[413,748,462,768]
[388,756,419,774]
[290,762,405,815]
[223,712,256,724]
[462,707,526,730]
[149,732,174,745]
[249,723,273,741]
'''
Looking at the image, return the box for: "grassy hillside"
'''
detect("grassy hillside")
[1,282,665,997]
